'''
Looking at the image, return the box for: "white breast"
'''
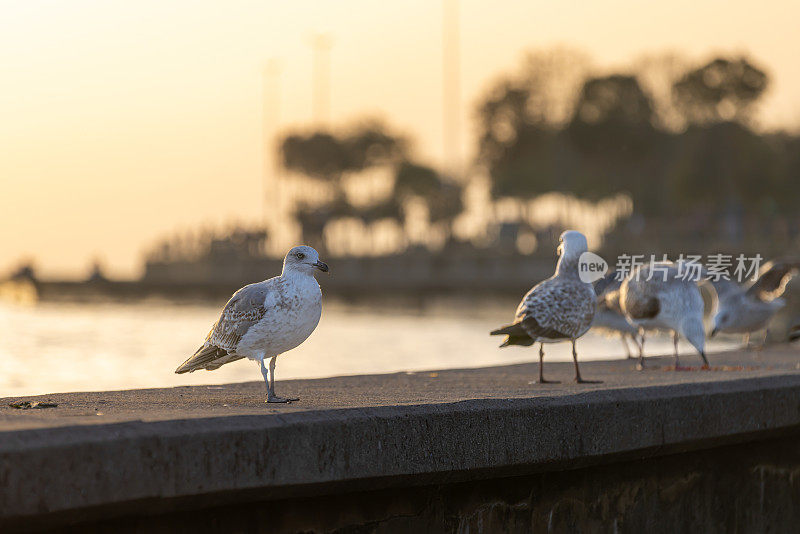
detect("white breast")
[237,276,322,359]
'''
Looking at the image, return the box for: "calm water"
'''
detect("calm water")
[0,298,740,397]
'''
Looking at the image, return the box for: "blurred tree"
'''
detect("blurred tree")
[394,162,463,230]
[568,75,656,153]
[282,121,406,183]
[476,49,590,199]
[348,197,403,224]
[474,49,790,222]
[672,57,768,126]
[282,133,350,181]
[292,196,352,249]
[344,121,407,171]
[427,183,463,225]
[394,162,441,197]
[281,121,407,247]
[666,122,774,210]
[632,52,690,132]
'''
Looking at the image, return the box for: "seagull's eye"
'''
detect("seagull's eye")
[295,252,305,260]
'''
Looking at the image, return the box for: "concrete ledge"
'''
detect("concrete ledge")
[2,347,800,530]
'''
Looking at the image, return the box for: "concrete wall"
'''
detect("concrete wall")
[61,434,800,533]
[2,351,800,533]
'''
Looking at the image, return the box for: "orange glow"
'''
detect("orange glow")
[1,1,799,278]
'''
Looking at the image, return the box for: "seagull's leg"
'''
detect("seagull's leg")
[636,330,646,371]
[699,350,710,368]
[672,331,681,369]
[755,329,768,358]
[536,343,559,384]
[573,339,601,384]
[258,353,270,391]
[266,355,299,404]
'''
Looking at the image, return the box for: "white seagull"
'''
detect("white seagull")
[620,262,709,369]
[710,258,800,348]
[175,245,328,403]
[490,230,598,384]
[592,271,640,358]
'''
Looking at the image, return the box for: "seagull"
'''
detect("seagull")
[175,245,328,403]
[710,259,800,348]
[490,230,598,384]
[592,271,640,358]
[620,262,709,369]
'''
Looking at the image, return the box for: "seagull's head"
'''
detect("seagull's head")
[557,230,588,260]
[283,245,329,276]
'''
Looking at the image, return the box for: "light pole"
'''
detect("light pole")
[442,0,462,179]
[262,59,284,250]
[310,33,333,127]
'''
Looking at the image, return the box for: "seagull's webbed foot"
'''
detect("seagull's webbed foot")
[535,378,560,384]
[266,395,300,404]
[575,377,603,384]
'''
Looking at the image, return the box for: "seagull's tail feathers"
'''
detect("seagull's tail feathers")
[175,343,231,374]
[490,323,535,348]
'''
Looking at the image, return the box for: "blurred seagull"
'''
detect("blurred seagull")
[591,271,639,358]
[175,245,328,403]
[620,262,709,369]
[710,258,800,348]
[490,230,598,384]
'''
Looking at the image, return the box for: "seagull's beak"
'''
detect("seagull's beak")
[314,260,329,273]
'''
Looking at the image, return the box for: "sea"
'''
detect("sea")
[0,296,740,397]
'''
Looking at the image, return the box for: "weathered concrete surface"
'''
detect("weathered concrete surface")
[55,435,800,533]
[1,346,800,532]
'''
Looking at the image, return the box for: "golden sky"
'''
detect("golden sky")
[2,0,799,279]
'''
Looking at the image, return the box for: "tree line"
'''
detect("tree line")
[477,50,796,218]
[278,50,797,251]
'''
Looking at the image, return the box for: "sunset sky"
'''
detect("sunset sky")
[2,0,799,279]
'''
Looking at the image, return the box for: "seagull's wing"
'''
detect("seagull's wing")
[621,277,660,320]
[746,259,800,301]
[175,282,270,373]
[515,279,594,340]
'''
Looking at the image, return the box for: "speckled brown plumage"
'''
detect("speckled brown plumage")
[514,276,596,341]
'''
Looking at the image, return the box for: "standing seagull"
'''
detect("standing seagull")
[490,230,598,384]
[175,245,328,403]
[620,262,709,369]
[710,259,800,348]
[592,271,640,358]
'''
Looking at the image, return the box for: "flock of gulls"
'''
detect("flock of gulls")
[174,233,799,402]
